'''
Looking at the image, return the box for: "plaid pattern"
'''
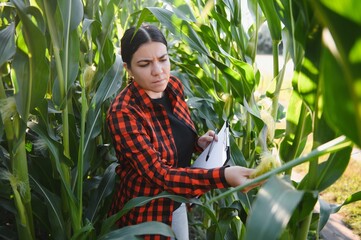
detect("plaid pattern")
[107,76,229,239]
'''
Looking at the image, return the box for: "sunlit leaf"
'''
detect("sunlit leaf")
[298,147,352,191]
[279,92,312,162]
[320,0,361,24]
[138,7,209,55]
[314,1,361,147]
[258,0,282,41]
[245,176,304,240]
[12,0,49,119]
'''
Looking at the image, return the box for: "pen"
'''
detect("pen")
[205,129,217,161]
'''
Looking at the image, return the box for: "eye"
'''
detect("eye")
[138,63,149,67]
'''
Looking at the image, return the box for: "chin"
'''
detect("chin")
[156,81,168,91]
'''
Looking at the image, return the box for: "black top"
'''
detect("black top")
[152,95,196,168]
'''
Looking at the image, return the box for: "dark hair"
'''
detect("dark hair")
[120,24,168,68]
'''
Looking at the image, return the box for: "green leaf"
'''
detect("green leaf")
[70,221,94,240]
[320,0,361,24]
[0,226,17,240]
[11,0,49,119]
[99,221,175,240]
[58,0,83,32]
[319,191,361,230]
[321,46,361,147]
[86,163,117,223]
[100,192,200,235]
[258,0,282,41]
[208,56,250,100]
[245,176,304,240]
[292,27,322,112]
[96,0,117,71]
[279,92,312,163]
[274,0,310,67]
[314,1,361,147]
[28,122,76,205]
[44,0,84,104]
[288,191,318,229]
[229,136,247,167]
[0,22,15,67]
[316,148,352,191]
[138,7,209,55]
[66,30,80,91]
[83,54,123,172]
[215,205,241,239]
[29,175,66,240]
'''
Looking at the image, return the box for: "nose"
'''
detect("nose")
[151,62,163,75]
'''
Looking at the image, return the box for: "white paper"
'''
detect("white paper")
[192,122,229,169]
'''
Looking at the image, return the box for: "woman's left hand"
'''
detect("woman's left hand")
[197,130,218,150]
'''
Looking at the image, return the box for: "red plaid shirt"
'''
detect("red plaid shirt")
[107,76,229,239]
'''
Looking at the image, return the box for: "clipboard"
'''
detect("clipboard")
[192,121,230,169]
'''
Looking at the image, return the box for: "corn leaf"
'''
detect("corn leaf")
[100,192,201,235]
[85,163,117,223]
[83,54,123,172]
[245,176,304,240]
[279,92,312,163]
[314,1,361,147]
[50,0,82,106]
[320,0,361,24]
[274,0,311,67]
[321,45,361,147]
[11,0,49,119]
[298,147,352,191]
[319,191,361,231]
[99,221,175,240]
[257,0,282,41]
[0,22,15,67]
[29,175,66,239]
[29,122,76,203]
[138,7,209,55]
[315,147,352,191]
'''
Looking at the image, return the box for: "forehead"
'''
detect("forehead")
[132,42,168,59]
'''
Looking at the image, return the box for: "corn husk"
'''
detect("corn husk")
[249,150,281,178]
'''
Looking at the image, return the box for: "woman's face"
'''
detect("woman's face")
[126,41,170,99]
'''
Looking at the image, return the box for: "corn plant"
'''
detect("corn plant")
[1,0,361,239]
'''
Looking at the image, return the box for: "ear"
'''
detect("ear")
[123,63,133,76]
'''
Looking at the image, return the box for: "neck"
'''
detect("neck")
[148,91,164,99]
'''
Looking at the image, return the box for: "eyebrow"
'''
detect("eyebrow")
[136,53,168,64]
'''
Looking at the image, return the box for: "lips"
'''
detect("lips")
[152,79,166,84]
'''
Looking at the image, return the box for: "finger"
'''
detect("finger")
[238,167,254,177]
[241,180,261,193]
[207,130,218,141]
[202,135,214,142]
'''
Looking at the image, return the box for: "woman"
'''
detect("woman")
[107,24,258,240]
